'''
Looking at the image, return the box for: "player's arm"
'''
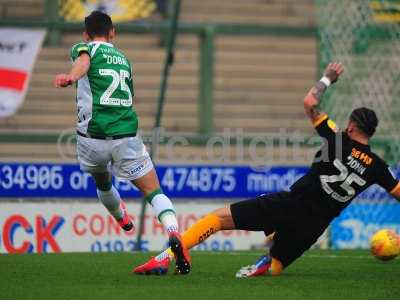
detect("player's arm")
[54,53,90,88]
[390,183,400,201]
[303,62,344,126]
[54,42,91,88]
[376,164,400,201]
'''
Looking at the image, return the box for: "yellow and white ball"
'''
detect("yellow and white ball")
[370,229,400,261]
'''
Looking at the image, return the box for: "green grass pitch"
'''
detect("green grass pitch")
[1,250,399,300]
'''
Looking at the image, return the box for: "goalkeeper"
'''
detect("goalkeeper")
[54,11,190,274]
[134,63,400,277]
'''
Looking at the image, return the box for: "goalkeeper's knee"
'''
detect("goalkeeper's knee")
[270,257,283,276]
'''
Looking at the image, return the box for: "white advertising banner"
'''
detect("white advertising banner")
[0,202,265,253]
[0,28,46,117]
[0,202,328,253]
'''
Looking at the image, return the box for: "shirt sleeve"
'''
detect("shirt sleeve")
[375,163,400,194]
[314,114,339,142]
[70,43,90,62]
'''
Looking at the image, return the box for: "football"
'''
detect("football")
[370,229,400,261]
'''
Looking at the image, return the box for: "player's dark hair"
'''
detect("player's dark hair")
[84,10,113,39]
[350,107,378,137]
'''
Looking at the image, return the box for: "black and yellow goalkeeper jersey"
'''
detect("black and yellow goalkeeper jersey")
[290,115,400,217]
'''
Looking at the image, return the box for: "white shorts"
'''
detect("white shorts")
[76,135,154,181]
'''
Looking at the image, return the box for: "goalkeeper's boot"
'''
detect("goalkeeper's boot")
[236,255,271,278]
[169,232,191,275]
[117,201,134,232]
[133,255,170,275]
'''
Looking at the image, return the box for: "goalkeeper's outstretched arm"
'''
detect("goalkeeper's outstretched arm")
[303,62,344,125]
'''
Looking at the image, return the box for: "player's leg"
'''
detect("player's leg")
[235,233,277,277]
[164,205,235,252]
[133,205,234,275]
[91,172,133,231]
[229,194,284,277]
[237,218,330,278]
[111,136,191,273]
[76,135,133,231]
[269,220,329,272]
[131,169,179,235]
[236,231,284,278]
[133,194,272,275]
[110,136,180,235]
[176,195,270,252]
[132,168,194,274]
[237,231,312,278]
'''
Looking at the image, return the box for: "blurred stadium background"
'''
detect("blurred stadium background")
[0,0,400,255]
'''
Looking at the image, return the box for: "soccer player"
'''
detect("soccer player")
[134,62,400,276]
[54,11,190,274]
